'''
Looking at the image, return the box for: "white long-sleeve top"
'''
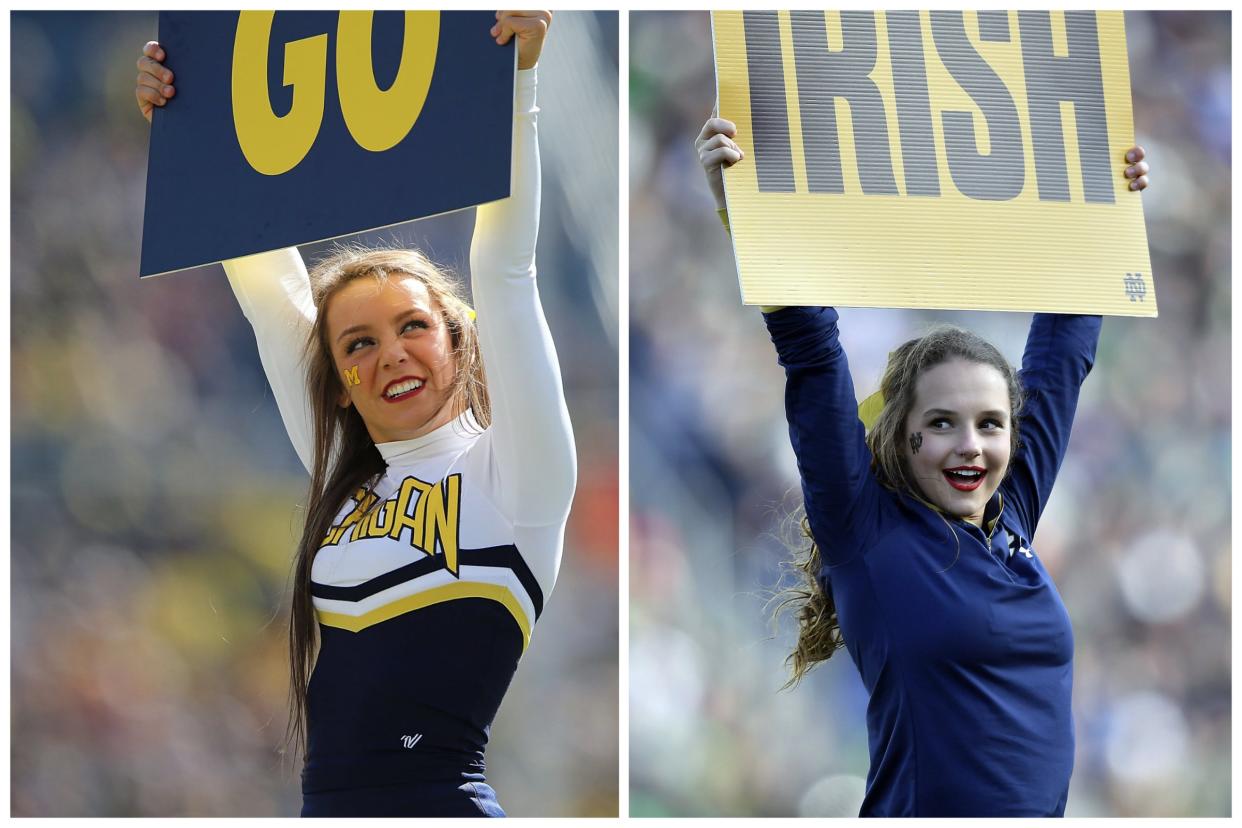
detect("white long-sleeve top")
[221,69,575,791]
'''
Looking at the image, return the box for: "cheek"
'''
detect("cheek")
[902,420,919,453]
[903,430,937,477]
[442,357,460,387]
[430,333,457,383]
[997,440,1014,472]
[335,354,371,389]
[904,425,935,459]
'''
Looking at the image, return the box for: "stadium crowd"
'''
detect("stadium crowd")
[630,11,1230,817]
[11,11,619,817]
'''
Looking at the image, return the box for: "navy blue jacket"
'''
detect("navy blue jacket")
[766,307,1101,817]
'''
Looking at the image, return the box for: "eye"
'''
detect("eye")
[344,336,374,355]
[929,417,952,429]
[980,418,1005,431]
[401,318,430,334]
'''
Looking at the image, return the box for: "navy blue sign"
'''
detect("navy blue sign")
[141,11,513,277]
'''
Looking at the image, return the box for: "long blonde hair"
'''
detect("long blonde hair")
[285,245,491,762]
[777,325,1023,687]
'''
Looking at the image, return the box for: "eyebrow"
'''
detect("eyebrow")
[921,407,1009,419]
[334,309,423,343]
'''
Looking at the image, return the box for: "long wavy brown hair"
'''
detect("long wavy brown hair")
[285,245,491,763]
[776,325,1023,688]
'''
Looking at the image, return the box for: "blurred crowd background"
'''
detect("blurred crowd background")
[631,11,1230,817]
[11,11,618,817]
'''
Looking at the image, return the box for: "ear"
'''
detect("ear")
[337,387,352,409]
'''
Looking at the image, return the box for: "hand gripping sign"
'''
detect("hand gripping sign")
[712,11,1156,316]
[141,11,513,277]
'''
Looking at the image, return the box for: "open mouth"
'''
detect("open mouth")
[942,467,985,491]
[383,377,425,403]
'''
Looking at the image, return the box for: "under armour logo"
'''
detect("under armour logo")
[1006,531,1033,559]
[400,734,423,749]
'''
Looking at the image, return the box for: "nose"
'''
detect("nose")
[956,428,982,459]
[380,336,408,369]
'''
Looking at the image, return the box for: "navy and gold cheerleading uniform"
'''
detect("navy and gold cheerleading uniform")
[767,306,1099,816]
[224,68,576,816]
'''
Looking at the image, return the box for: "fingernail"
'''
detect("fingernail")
[1126,150,1136,162]
[164,86,174,95]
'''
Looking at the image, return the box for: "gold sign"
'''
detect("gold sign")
[712,10,1155,316]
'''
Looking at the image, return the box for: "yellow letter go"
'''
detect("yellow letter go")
[232,11,327,176]
[232,11,440,177]
[337,12,439,153]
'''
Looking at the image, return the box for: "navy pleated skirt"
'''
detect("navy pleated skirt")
[301,778,505,817]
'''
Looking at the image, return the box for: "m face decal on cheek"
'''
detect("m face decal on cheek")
[909,431,923,454]
[344,365,361,387]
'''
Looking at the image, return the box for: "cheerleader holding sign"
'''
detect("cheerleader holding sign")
[697,116,1147,817]
[137,11,575,817]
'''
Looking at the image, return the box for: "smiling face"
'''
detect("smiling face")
[324,275,459,444]
[903,358,1013,527]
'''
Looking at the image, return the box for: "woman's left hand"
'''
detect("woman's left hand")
[1124,146,1149,191]
[492,10,552,70]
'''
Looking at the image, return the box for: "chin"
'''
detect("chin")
[929,490,983,521]
[954,493,998,525]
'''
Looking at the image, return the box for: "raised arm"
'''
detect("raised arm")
[698,116,879,561]
[1001,312,1101,535]
[469,14,576,530]
[765,307,881,564]
[1001,146,1148,534]
[137,40,318,473]
[222,249,317,473]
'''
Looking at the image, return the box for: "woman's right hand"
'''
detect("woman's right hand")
[135,41,175,124]
[695,116,744,212]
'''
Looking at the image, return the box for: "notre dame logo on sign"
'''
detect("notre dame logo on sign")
[141,11,513,277]
[712,10,1156,317]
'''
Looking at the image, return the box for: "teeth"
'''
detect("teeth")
[948,469,982,479]
[385,379,424,398]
